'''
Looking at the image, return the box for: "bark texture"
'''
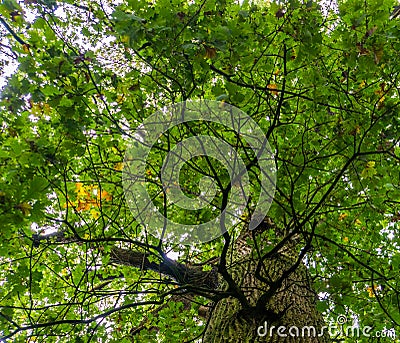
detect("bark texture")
[203,229,330,343]
[110,247,218,290]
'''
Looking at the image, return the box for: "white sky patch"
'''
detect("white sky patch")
[28,114,40,122]
[166,250,180,260]
[83,128,97,138]
[0,62,18,90]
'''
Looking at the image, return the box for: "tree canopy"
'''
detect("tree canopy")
[0,0,399,342]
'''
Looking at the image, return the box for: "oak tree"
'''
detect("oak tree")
[0,0,399,342]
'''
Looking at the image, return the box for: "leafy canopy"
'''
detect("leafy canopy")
[0,0,399,342]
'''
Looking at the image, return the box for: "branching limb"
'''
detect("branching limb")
[0,16,28,46]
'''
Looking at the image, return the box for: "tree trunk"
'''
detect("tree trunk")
[203,229,331,343]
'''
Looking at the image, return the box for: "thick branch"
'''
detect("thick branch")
[0,16,28,46]
[110,247,218,290]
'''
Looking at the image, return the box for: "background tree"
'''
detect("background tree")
[0,0,399,342]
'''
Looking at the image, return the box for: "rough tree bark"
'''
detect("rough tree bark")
[103,222,330,342]
[202,226,331,343]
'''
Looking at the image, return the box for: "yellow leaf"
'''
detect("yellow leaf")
[355,219,362,226]
[120,35,130,44]
[90,209,100,219]
[366,285,379,297]
[374,82,385,103]
[361,164,377,178]
[338,213,348,221]
[77,200,91,212]
[16,202,32,215]
[267,84,278,96]
[366,161,375,168]
[116,94,125,104]
[22,44,30,53]
[343,237,349,243]
[98,190,112,202]
[75,182,84,192]
[43,103,51,115]
[31,103,42,115]
[75,182,92,198]
[114,162,124,171]
[88,199,98,207]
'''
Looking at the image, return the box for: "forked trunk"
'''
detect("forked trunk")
[203,230,330,343]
